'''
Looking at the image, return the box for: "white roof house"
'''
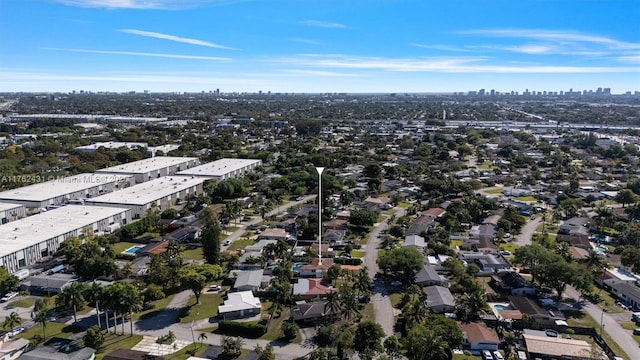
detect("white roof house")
[0,205,131,272]
[96,156,199,183]
[218,291,262,319]
[75,141,148,152]
[0,173,135,210]
[176,158,261,181]
[85,176,205,218]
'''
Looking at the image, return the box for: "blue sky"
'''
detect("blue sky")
[1,0,639,93]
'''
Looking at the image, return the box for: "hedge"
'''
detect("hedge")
[218,320,266,338]
[334,257,363,266]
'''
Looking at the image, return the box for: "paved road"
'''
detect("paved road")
[363,208,406,338]
[565,286,639,359]
[515,216,541,247]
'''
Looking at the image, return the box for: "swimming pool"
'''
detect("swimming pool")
[122,245,144,255]
[493,304,512,311]
[292,263,308,273]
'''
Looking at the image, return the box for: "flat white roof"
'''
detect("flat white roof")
[176,158,261,177]
[76,142,147,151]
[95,156,199,175]
[86,176,205,205]
[0,202,25,211]
[0,173,134,202]
[0,205,130,258]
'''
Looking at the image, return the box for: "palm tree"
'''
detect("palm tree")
[456,291,487,321]
[324,292,342,323]
[402,299,428,329]
[3,311,23,330]
[583,250,608,278]
[406,328,449,360]
[198,333,207,349]
[340,292,360,321]
[120,282,142,336]
[57,282,88,323]
[85,282,103,328]
[31,299,49,340]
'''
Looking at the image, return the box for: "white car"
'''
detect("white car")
[493,351,505,360]
[8,327,24,338]
[209,285,221,292]
[0,292,18,303]
[223,240,231,246]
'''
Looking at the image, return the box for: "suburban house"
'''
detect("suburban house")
[232,270,266,292]
[299,258,334,278]
[218,291,262,319]
[402,235,427,250]
[414,264,449,287]
[423,285,456,313]
[458,253,511,275]
[609,282,640,310]
[258,228,288,241]
[523,334,594,360]
[291,301,328,325]
[508,296,566,327]
[405,215,435,236]
[323,229,346,246]
[491,271,536,296]
[458,322,500,352]
[422,207,447,219]
[557,217,591,249]
[245,240,277,253]
[17,339,95,360]
[235,251,264,270]
[293,278,337,299]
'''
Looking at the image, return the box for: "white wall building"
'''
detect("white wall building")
[96,156,199,183]
[75,141,148,153]
[0,173,135,213]
[176,158,261,181]
[0,203,26,224]
[0,205,131,272]
[84,176,205,219]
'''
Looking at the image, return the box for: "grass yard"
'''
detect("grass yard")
[181,247,203,260]
[351,250,365,258]
[498,243,520,255]
[476,276,497,295]
[397,201,411,209]
[179,293,224,323]
[514,196,536,203]
[95,334,143,360]
[135,293,175,321]
[18,322,83,342]
[8,297,34,308]
[262,308,301,343]
[587,289,628,313]
[227,237,255,251]
[112,241,143,254]
[359,303,375,323]
[450,240,462,249]
[389,292,403,309]
[453,353,482,360]
[166,342,208,360]
[563,310,630,360]
[484,188,503,195]
[621,322,640,344]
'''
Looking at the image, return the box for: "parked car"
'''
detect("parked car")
[0,292,18,303]
[209,285,221,292]
[224,240,231,246]
[390,280,402,287]
[633,328,640,335]
[8,327,24,338]
[482,350,494,360]
[493,351,505,360]
[500,250,512,256]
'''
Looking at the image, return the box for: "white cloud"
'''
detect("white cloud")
[617,54,640,63]
[410,43,472,52]
[45,48,232,61]
[274,54,639,73]
[299,20,347,29]
[281,69,358,77]
[55,0,248,10]
[119,29,237,50]
[460,29,640,50]
[290,38,323,46]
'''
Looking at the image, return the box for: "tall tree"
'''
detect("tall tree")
[353,321,385,360]
[31,298,50,340]
[84,282,103,328]
[56,282,88,323]
[3,311,22,330]
[200,216,222,265]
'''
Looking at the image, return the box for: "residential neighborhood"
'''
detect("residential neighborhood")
[0,92,639,360]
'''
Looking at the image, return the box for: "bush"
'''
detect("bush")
[218,320,266,338]
[281,321,298,341]
[144,284,166,302]
[334,257,363,266]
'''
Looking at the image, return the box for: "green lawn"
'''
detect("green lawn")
[166,342,208,360]
[262,308,301,343]
[588,289,628,313]
[181,247,203,260]
[397,201,411,209]
[227,237,255,251]
[135,294,176,320]
[95,334,143,360]
[18,321,83,342]
[621,323,640,344]
[350,250,365,258]
[450,240,462,249]
[484,188,503,194]
[389,293,403,309]
[179,293,224,323]
[453,354,482,360]
[514,196,536,202]
[498,243,520,254]
[112,242,143,254]
[8,297,34,308]
[359,303,375,323]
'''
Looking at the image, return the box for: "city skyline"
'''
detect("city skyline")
[1,0,639,93]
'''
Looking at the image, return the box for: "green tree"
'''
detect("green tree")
[377,247,424,284]
[198,332,208,349]
[31,298,50,340]
[353,321,384,360]
[83,325,105,350]
[404,325,449,360]
[0,268,19,296]
[349,208,377,228]
[621,247,640,273]
[281,321,298,341]
[3,311,22,330]
[200,215,222,264]
[84,282,103,328]
[615,189,637,208]
[179,263,221,304]
[255,344,276,360]
[56,282,88,323]
[324,292,342,323]
[456,291,488,321]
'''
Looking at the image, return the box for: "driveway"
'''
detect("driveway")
[515,216,541,247]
